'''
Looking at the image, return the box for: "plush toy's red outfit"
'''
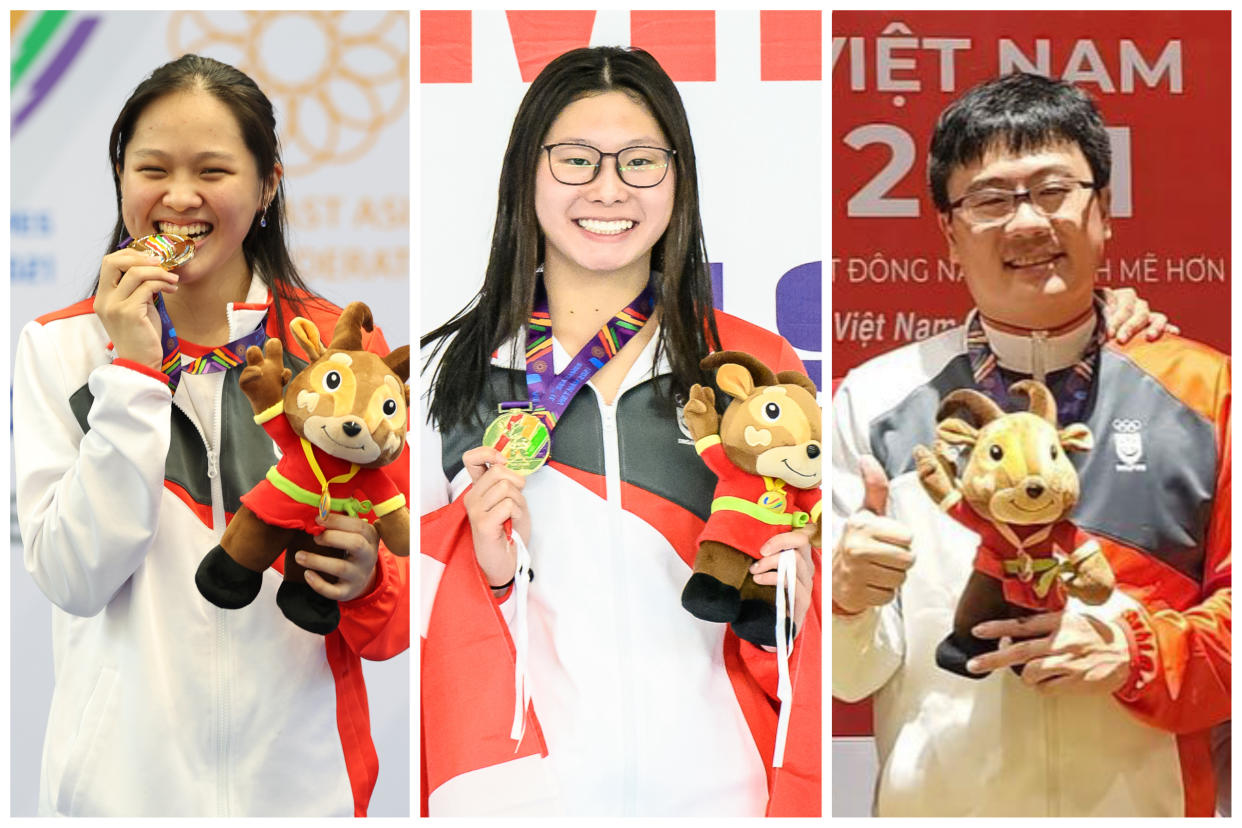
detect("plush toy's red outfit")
[694,435,822,558]
[944,498,1096,611]
[240,403,405,533]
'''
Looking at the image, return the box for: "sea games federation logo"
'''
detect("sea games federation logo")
[1111,418,1146,472]
[168,11,408,176]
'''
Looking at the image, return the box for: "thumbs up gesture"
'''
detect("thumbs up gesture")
[831,455,916,615]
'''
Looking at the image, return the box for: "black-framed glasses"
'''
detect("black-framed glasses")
[542,143,675,188]
[948,179,1101,226]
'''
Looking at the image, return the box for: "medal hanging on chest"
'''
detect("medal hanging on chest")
[481,276,655,747]
[482,277,656,471]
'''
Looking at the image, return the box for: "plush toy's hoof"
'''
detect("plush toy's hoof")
[731,600,794,648]
[681,574,741,622]
[935,631,1001,679]
[276,580,340,635]
[196,545,263,609]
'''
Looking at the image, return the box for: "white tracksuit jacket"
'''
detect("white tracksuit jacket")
[13,278,408,816]
[420,313,821,817]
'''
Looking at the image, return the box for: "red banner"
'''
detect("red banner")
[832,11,1231,378]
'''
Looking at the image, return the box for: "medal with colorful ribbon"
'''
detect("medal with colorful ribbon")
[118,233,268,392]
[482,275,655,746]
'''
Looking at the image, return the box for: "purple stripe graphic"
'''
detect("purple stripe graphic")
[12,16,99,133]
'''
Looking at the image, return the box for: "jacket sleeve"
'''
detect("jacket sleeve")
[333,321,411,659]
[337,543,410,660]
[1112,360,1231,733]
[830,375,906,702]
[13,319,173,617]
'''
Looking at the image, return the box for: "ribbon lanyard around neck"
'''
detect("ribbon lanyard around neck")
[152,293,269,393]
[523,277,655,431]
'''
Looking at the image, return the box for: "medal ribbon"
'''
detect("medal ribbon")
[497,277,655,745]
[153,294,269,393]
[523,279,656,431]
[966,293,1107,424]
[299,438,360,522]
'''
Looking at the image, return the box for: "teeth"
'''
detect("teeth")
[157,221,211,238]
[1009,253,1060,267]
[577,219,634,235]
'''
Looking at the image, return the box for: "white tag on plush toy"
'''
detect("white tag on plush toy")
[773,548,798,768]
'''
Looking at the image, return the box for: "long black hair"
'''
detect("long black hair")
[422,46,720,431]
[98,54,316,338]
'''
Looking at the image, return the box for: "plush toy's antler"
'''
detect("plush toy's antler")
[330,302,375,351]
[1009,380,1058,425]
[938,389,1004,426]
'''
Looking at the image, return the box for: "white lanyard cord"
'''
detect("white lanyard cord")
[509,533,533,746]
[773,548,798,768]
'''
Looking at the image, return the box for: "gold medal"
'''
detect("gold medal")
[129,233,195,270]
[483,407,550,476]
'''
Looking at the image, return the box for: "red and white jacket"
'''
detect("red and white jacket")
[421,312,821,817]
[14,276,408,816]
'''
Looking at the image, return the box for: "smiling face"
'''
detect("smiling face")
[119,88,276,288]
[534,90,675,281]
[938,142,1111,330]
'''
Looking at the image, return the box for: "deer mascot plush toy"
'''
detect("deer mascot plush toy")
[680,351,822,647]
[196,302,410,634]
[913,380,1114,678]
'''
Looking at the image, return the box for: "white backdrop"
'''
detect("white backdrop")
[9,10,410,816]
[419,10,823,382]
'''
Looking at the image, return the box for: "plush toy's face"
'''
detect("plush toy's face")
[281,303,411,469]
[285,349,408,467]
[951,411,1084,525]
[937,382,1092,526]
[718,373,822,489]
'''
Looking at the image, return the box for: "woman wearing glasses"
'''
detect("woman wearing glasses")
[420,47,819,816]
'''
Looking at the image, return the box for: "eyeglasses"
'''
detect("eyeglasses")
[542,143,675,188]
[948,179,1101,226]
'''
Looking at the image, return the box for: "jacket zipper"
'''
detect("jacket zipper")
[175,379,231,816]
[597,395,637,815]
[1031,330,1049,383]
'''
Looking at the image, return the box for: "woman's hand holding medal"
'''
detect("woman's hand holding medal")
[95,234,192,371]
[95,245,182,370]
[462,445,533,589]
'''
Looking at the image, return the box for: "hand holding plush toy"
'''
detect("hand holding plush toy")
[680,351,822,647]
[913,380,1115,678]
[196,302,410,634]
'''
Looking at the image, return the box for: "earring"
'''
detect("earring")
[259,206,268,228]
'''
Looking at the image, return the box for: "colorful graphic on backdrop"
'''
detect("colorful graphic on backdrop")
[169,11,408,175]
[11,11,100,133]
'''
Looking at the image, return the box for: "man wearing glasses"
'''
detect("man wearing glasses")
[831,73,1230,816]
